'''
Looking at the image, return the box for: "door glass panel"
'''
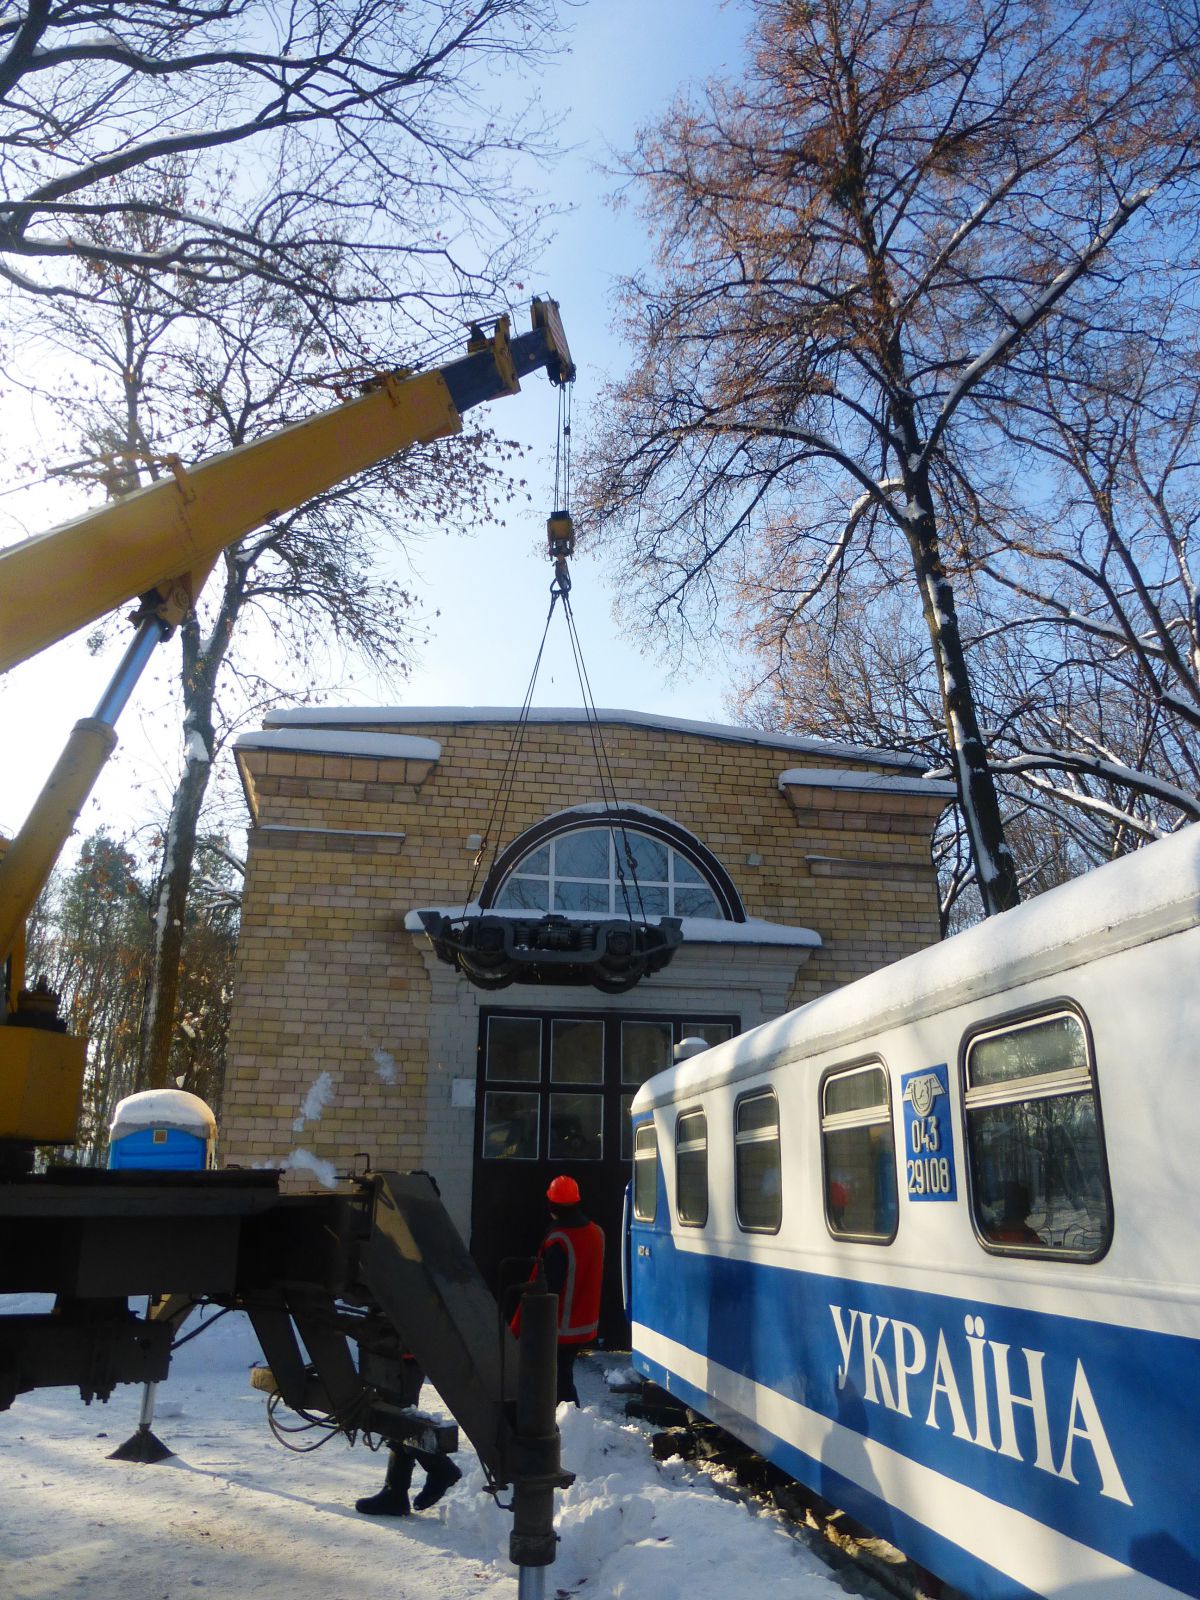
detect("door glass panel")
[486,1015,541,1081]
[680,1021,734,1047]
[622,1020,673,1085]
[482,1091,540,1159]
[548,1092,603,1160]
[551,1018,604,1084]
[621,1092,635,1160]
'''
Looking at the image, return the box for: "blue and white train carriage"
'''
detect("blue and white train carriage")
[626,824,1200,1600]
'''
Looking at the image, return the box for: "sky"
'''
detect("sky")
[0,1297,881,1600]
[0,0,755,854]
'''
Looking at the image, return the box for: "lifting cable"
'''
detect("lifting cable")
[464,381,647,924]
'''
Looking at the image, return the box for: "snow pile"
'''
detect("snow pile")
[0,1306,850,1600]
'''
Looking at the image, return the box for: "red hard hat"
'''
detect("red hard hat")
[547,1174,580,1206]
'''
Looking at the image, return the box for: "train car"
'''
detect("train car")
[626,824,1200,1600]
[108,1089,217,1170]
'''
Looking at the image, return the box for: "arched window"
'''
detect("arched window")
[481,809,743,922]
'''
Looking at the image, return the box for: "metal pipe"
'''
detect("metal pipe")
[508,1268,565,1586]
[517,1567,546,1600]
[0,615,169,971]
[93,617,169,724]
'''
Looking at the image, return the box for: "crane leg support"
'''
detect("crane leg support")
[510,1272,571,1579]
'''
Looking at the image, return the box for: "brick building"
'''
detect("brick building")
[222,707,952,1333]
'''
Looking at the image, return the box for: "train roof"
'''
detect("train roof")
[633,822,1200,1110]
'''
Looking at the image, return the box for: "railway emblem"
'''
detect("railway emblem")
[902,1063,958,1202]
[903,1072,944,1117]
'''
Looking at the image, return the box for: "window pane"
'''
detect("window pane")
[517,845,550,875]
[736,1093,781,1231]
[633,1123,657,1219]
[551,1018,604,1084]
[486,1016,541,1082]
[968,1091,1110,1254]
[554,880,611,912]
[824,1065,888,1117]
[627,833,668,881]
[554,829,610,879]
[673,853,704,884]
[622,1020,673,1085]
[681,1021,734,1047]
[673,885,720,918]
[676,1110,708,1225]
[548,1092,603,1161]
[625,884,668,916]
[969,1014,1088,1088]
[482,1091,539,1160]
[824,1124,897,1239]
[737,1092,778,1137]
[494,876,549,911]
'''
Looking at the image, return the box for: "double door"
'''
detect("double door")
[470,1007,736,1344]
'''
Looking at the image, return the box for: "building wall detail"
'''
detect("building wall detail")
[221,714,949,1197]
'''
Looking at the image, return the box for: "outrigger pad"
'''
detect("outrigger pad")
[418,911,683,993]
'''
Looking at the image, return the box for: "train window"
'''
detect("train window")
[735,1091,781,1233]
[964,1010,1111,1258]
[675,1109,708,1226]
[633,1123,658,1221]
[821,1063,898,1242]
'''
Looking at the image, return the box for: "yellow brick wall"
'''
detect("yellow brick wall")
[221,718,946,1182]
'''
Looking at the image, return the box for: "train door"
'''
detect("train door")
[471,1006,737,1345]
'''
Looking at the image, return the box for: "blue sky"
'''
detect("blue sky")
[0,1,754,846]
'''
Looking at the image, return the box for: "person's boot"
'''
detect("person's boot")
[356,1447,414,1515]
[412,1450,462,1511]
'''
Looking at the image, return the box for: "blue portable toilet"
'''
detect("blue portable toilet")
[108,1089,217,1170]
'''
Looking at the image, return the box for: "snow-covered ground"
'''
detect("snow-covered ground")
[0,1301,868,1599]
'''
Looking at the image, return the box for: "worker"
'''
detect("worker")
[354,1354,461,1517]
[355,1434,462,1517]
[512,1174,605,1406]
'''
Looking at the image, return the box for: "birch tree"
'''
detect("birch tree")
[579,0,1200,915]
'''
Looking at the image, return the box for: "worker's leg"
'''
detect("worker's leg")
[355,1444,415,1515]
[555,1343,579,1406]
[410,1447,463,1510]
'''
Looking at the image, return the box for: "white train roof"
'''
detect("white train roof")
[633,823,1200,1110]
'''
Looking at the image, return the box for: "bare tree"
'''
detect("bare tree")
[0,0,561,327]
[22,176,526,1090]
[579,0,1200,915]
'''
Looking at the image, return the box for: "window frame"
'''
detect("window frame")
[819,1057,899,1245]
[632,1121,658,1222]
[734,1087,782,1235]
[479,806,746,922]
[675,1107,709,1228]
[959,1000,1113,1263]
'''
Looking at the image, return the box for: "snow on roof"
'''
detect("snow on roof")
[262,705,924,770]
[404,905,821,948]
[635,823,1200,1109]
[234,728,441,762]
[110,1089,217,1137]
[778,767,956,797]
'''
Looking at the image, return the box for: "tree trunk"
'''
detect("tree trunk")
[901,464,1021,915]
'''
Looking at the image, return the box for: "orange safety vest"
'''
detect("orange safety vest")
[512,1218,605,1344]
